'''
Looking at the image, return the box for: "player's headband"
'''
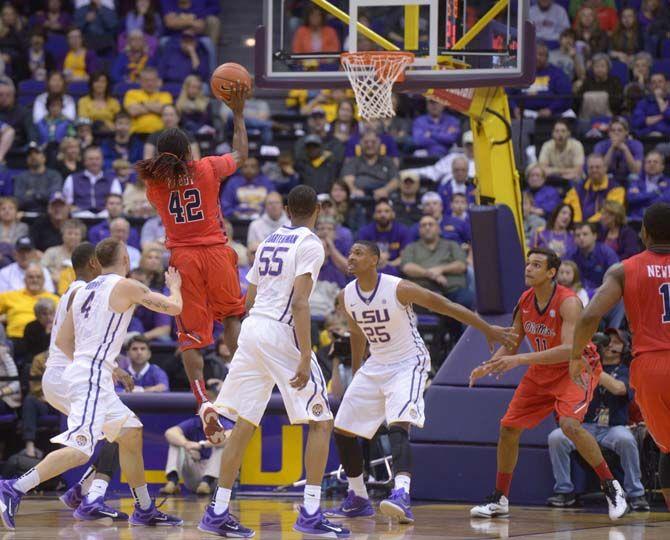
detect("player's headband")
[161,152,181,160]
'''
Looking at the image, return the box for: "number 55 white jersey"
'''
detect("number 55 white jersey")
[246,225,325,324]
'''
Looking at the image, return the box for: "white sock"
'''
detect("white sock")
[394,474,411,493]
[85,479,109,503]
[14,468,40,494]
[303,484,321,515]
[347,474,368,499]
[131,485,151,510]
[212,486,232,515]
[78,466,96,495]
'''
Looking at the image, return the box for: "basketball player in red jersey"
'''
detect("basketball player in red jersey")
[136,83,249,443]
[469,247,628,520]
[571,202,670,511]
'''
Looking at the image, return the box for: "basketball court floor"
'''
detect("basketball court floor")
[5,496,670,539]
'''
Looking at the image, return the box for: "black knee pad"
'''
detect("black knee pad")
[660,452,670,489]
[95,442,120,478]
[334,432,364,478]
[388,425,412,475]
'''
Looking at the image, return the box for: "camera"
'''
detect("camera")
[330,331,352,366]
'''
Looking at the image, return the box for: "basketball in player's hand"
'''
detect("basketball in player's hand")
[210,63,252,103]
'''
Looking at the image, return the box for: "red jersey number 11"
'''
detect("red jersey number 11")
[168,188,204,224]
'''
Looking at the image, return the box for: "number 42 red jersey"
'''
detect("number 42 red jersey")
[146,155,238,249]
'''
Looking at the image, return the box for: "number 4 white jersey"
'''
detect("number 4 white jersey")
[71,273,135,372]
[246,225,325,324]
[344,273,430,364]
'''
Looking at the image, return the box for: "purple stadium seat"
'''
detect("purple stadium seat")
[45,33,68,67]
[163,82,183,100]
[18,80,46,97]
[610,59,629,86]
[652,59,670,77]
[113,81,140,99]
[68,81,89,98]
[662,39,670,59]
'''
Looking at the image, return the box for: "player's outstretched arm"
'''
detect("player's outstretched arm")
[228,83,249,167]
[337,290,367,374]
[396,280,518,351]
[55,307,75,360]
[289,273,314,391]
[111,267,183,316]
[469,309,524,387]
[569,263,625,386]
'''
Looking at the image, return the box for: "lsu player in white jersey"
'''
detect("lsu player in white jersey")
[41,241,135,522]
[198,186,349,539]
[0,238,184,531]
[325,241,518,524]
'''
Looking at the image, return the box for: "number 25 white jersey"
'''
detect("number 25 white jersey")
[344,273,430,364]
[71,273,135,372]
[246,225,325,324]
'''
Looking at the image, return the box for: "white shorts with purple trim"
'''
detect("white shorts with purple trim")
[50,363,142,456]
[335,355,429,440]
[214,315,333,426]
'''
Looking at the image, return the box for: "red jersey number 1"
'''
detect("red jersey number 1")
[660,282,670,324]
[169,188,204,224]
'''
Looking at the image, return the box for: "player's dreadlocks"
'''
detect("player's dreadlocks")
[135,127,193,189]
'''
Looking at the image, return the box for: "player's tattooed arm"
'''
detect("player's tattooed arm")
[229,83,249,167]
[113,269,183,316]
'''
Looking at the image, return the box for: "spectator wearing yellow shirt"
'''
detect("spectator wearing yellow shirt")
[123,67,173,135]
[63,27,99,82]
[0,263,59,342]
[77,72,121,132]
[563,154,626,223]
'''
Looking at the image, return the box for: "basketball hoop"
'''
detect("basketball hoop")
[341,51,414,121]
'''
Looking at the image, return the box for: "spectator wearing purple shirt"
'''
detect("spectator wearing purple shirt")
[116,335,169,392]
[524,164,561,219]
[441,193,471,245]
[220,157,276,220]
[412,98,461,156]
[568,222,624,327]
[593,117,643,183]
[533,203,575,259]
[357,199,410,276]
[508,42,573,117]
[627,151,670,224]
[315,216,350,289]
[158,30,209,84]
[88,194,141,249]
[631,73,670,137]
[128,269,173,342]
[598,201,641,261]
[438,155,476,213]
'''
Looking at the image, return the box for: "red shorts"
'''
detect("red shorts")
[170,243,245,351]
[630,352,670,453]
[501,363,601,430]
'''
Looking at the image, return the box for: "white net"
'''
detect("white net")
[341,52,414,120]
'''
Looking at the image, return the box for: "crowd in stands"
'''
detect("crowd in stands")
[0,0,667,499]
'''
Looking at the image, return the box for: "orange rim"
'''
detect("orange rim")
[341,51,415,83]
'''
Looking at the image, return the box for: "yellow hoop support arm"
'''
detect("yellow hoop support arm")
[309,0,400,52]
